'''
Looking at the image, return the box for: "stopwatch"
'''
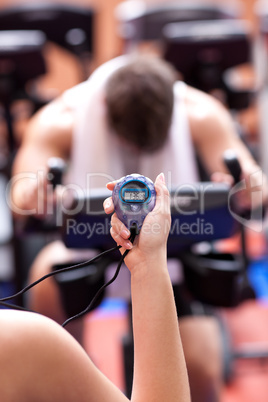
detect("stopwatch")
[112,174,156,233]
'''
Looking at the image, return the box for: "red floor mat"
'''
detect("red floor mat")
[84,303,129,392]
[221,300,268,402]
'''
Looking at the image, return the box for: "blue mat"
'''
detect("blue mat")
[92,297,128,318]
[248,257,268,302]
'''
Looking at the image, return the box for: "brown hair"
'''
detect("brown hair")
[105,55,177,152]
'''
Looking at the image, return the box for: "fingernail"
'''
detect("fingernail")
[158,172,165,183]
[121,229,130,239]
[125,241,133,249]
[104,199,112,208]
[106,182,113,189]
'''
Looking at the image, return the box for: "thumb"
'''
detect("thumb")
[154,173,170,214]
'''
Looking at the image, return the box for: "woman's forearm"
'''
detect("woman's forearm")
[105,173,190,402]
[130,253,191,402]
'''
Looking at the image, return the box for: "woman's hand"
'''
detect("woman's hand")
[103,173,171,272]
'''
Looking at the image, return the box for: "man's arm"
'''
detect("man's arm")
[187,86,268,208]
[10,97,73,218]
[187,86,258,174]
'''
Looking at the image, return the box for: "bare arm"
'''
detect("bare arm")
[10,97,73,217]
[187,86,268,208]
[187,86,258,175]
[0,309,130,402]
[104,173,191,402]
[0,174,190,402]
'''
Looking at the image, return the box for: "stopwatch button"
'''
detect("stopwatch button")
[130,204,141,212]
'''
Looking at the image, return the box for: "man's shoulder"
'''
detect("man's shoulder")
[185,85,215,106]
[185,85,226,120]
[27,97,74,146]
[183,85,230,143]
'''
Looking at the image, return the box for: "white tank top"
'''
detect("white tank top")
[62,56,199,190]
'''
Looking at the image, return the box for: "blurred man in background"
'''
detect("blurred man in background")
[10,54,267,402]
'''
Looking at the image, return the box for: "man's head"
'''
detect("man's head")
[105,55,177,152]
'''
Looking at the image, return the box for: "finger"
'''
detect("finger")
[103,196,114,214]
[153,172,170,214]
[106,175,126,191]
[111,213,131,239]
[106,181,117,191]
[110,226,133,250]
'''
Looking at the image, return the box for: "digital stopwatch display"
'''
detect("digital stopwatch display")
[121,181,149,203]
[113,174,156,233]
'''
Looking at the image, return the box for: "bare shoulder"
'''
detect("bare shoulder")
[24,95,74,157]
[184,85,235,143]
[184,85,229,122]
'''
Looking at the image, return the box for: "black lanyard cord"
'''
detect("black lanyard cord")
[62,247,130,327]
[0,244,121,305]
[0,232,136,328]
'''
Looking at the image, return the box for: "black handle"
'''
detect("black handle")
[223,150,254,298]
[47,157,67,189]
[223,149,241,184]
